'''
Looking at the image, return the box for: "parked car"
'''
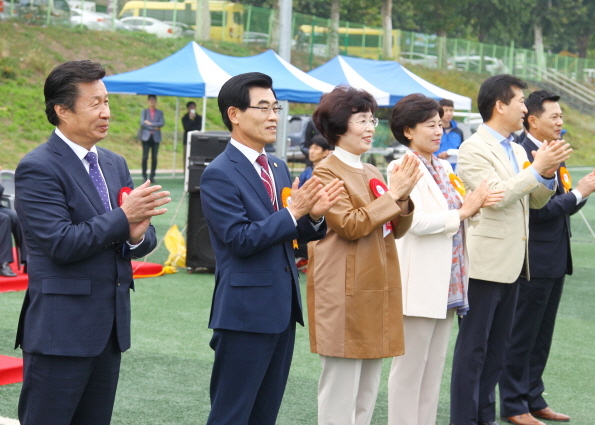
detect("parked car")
[13,0,70,25]
[163,21,195,37]
[96,12,135,31]
[399,52,438,68]
[242,31,269,45]
[120,16,181,38]
[70,9,128,30]
[0,0,19,19]
[452,55,507,75]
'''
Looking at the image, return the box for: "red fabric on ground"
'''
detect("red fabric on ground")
[0,355,23,386]
[0,248,163,293]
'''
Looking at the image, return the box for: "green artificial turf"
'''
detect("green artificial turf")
[0,171,594,423]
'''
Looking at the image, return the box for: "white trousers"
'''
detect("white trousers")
[318,355,383,425]
[388,312,455,425]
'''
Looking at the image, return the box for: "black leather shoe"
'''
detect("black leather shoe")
[0,263,17,277]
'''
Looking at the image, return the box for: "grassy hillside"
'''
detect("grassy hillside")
[1,22,594,169]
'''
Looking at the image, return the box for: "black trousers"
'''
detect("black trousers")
[499,276,565,416]
[0,216,13,264]
[450,278,520,425]
[0,205,27,263]
[18,329,122,425]
[141,135,160,181]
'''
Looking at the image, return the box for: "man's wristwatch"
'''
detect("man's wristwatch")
[308,215,324,225]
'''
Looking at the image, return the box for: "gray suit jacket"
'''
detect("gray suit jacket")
[457,125,555,283]
[140,108,165,142]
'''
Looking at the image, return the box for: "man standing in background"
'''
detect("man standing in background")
[499,90,595,425]
[139,94,164,183]
[436,98,464,169]
[181,100,203,161]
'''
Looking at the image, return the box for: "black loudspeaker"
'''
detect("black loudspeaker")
[187,131,229,193]
[186,192,216,270]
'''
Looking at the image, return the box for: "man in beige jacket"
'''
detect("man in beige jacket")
[449,75,572,425]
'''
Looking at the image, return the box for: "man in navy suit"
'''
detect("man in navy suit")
[499,90,595,425]
[200,72,343,425]
[15,60,170,425]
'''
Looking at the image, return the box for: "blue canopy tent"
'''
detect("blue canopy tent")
[308,55,472,110]
[103,41,335,169]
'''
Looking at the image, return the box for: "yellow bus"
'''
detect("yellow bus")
[296,24,400,60]
[119,0,243,41]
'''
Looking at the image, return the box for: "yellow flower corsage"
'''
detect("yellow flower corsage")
[559,166,572,193]
[449,173,466,197]
[282,187,299,249]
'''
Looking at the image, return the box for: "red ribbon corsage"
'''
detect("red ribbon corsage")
[118,187,132,207]
[369,178,393,233]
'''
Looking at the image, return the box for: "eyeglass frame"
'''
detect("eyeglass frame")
[246,105,284,115]
[348,117,379,128]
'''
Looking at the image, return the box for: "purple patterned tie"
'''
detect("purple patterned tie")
[256,154,277,211]
[84,151,111,213]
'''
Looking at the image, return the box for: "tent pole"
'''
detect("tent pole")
[202,96,207,132]
[275,100,289,162]
[172,97,179,178]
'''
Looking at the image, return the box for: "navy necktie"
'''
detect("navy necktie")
[84,151,111,213]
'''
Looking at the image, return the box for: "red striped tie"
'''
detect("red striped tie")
[256,154,277,211]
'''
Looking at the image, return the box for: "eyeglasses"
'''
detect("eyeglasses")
[247,105,284,115]
[349,117,379,128]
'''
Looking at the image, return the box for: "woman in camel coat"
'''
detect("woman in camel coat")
[306,86,421,425]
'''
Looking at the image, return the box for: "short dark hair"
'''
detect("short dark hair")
[439,98,454,108]
[312,86,378,147]
[523,90,561,130]
[477,74,528,122]
[148,94,157,101]
[44,60,106,126]
[390,94,443,147]
[217,72,276,131]
[186,101,196,108]
[310,134,331,151]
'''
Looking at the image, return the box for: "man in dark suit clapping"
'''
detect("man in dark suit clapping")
[15,60,170,425]
[200,72,343,425]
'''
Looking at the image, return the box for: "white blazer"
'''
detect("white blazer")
[387,152,468,319]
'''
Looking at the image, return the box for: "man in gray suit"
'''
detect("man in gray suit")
[140,94,164,183]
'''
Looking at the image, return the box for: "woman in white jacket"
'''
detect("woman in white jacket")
[386,94,504,425]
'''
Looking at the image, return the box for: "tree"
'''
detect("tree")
[381,0,393,59]
[329,0,340,57]
[194,0,210,42]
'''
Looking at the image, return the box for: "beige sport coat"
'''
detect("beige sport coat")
[457,125,555,283]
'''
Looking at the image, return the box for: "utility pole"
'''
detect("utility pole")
[276,0,292,162]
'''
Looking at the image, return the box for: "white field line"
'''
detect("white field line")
[0,417,19,425]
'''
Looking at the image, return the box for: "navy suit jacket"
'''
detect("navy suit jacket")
[14,132,157,357]
[522,138,586,278]
[200,142,327,334]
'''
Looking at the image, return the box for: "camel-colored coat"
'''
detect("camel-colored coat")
[307,154,413,359]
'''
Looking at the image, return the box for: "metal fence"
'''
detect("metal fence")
[2,0,593,82]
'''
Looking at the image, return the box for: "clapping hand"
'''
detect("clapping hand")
[388,154,423,201]
[287,177,344,221]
